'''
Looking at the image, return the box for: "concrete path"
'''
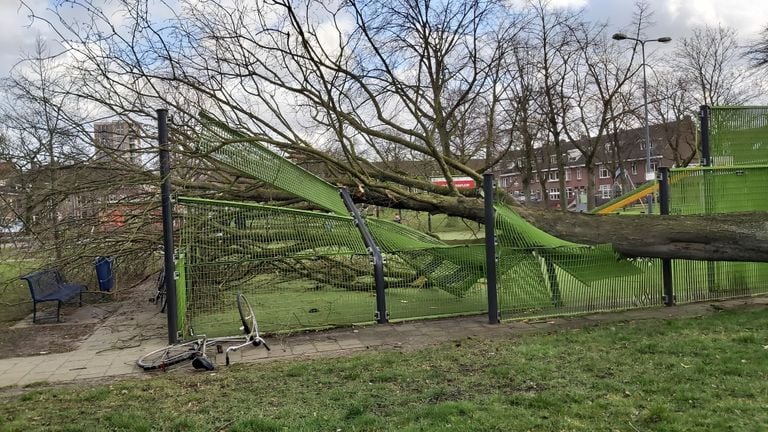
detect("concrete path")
[0,295,766,388]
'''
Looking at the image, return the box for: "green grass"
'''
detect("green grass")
[188,257,768,338]
[2,308,768,431]
[190,282,489,337]
[0,261,37,325]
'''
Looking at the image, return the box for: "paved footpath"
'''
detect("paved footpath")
[1,296,766,388]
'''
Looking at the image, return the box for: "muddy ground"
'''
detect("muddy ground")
[0,276,163,359]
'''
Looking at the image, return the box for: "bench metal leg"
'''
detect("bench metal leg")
[79,291,82,307]
[32,303,37,324]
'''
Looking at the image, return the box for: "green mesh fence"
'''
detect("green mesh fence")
[172,110,768,338]
[177,197,375,336]
[668,166,768,215]
[492,193,657,319]
[185,113,642,331]
[198,112,348,215]
[710,107,768,166]
[665,165,768,302]
[494,193,659,318]
[497,252,663,318]
[175,253,187,333]
[384,245,488,321]
[673,260,768,304]
[177,197,490,335]
[666,106,768,302]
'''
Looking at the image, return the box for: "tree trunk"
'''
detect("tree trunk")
[359,188,768,263]
[557,154,567,211]
[586,163,597,210]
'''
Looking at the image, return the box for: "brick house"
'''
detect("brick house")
[499,118,697,207]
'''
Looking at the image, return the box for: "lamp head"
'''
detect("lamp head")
[657,37,672,43]
[612,33,628,41]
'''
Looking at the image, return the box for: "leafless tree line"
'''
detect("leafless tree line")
[0,0,767,275]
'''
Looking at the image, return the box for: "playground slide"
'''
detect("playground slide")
[590,180,658,215]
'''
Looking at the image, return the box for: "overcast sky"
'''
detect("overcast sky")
[1,0,767,78]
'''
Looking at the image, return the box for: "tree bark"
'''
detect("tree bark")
[359,187,768,262]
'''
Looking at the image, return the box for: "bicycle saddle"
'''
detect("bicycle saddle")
[192,356,215,371]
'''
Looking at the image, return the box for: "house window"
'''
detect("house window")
[567,149,580,162]
[566,187,574,198]
[548,188,560,200]
[548,171,558,182]
[576,167,582,180]
[565,169,571,181]
[631,162,637,175]
[650,161,658,173]
[599,184,612,199]
[550,155,557,165]
[599,166,610,179]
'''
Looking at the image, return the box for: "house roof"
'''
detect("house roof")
[501,117,697,175]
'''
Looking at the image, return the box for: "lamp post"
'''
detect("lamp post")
[612,32,671,215]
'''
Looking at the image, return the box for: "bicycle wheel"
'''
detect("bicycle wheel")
[156,269,167,312]
[136,340,200,371]
[236,293,259,337]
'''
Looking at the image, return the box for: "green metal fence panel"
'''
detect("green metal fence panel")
[177,110,768,337]
[494,189,655,319]
[670,160,768,303]
[198,112,349,215]
[710,107,768,166]
[175,253,187,334]
[384,245,488,321]
[669,166,768,215]
[496,248,663,319]
[673,260,768,303]
[177,197,376,337]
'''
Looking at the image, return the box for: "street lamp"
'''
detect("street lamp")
[612,32,671,214]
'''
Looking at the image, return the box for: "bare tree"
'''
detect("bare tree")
[561,20,638,210]
[0,38,89,260]
[675,25,755,106]
[646,71,698,167]
[746,24,768,68]
[505,45,545,201]
[14,0,768,262]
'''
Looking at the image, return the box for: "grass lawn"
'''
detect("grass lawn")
[2,308,768,431]
[0,261,38,325]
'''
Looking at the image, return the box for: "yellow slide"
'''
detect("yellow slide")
[590,181,658,215]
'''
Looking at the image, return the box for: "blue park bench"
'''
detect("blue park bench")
[20,269,87,323]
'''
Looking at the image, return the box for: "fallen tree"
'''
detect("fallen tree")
[21,0,768,265]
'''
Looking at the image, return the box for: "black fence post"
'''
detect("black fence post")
[158,109,178,344]
[340,188,388,324]
[658,167,675,306]
[700,105,717,293]
[699,105,710,167]
[483,172,499,324]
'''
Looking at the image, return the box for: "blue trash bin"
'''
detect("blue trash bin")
[95,256,115,292]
